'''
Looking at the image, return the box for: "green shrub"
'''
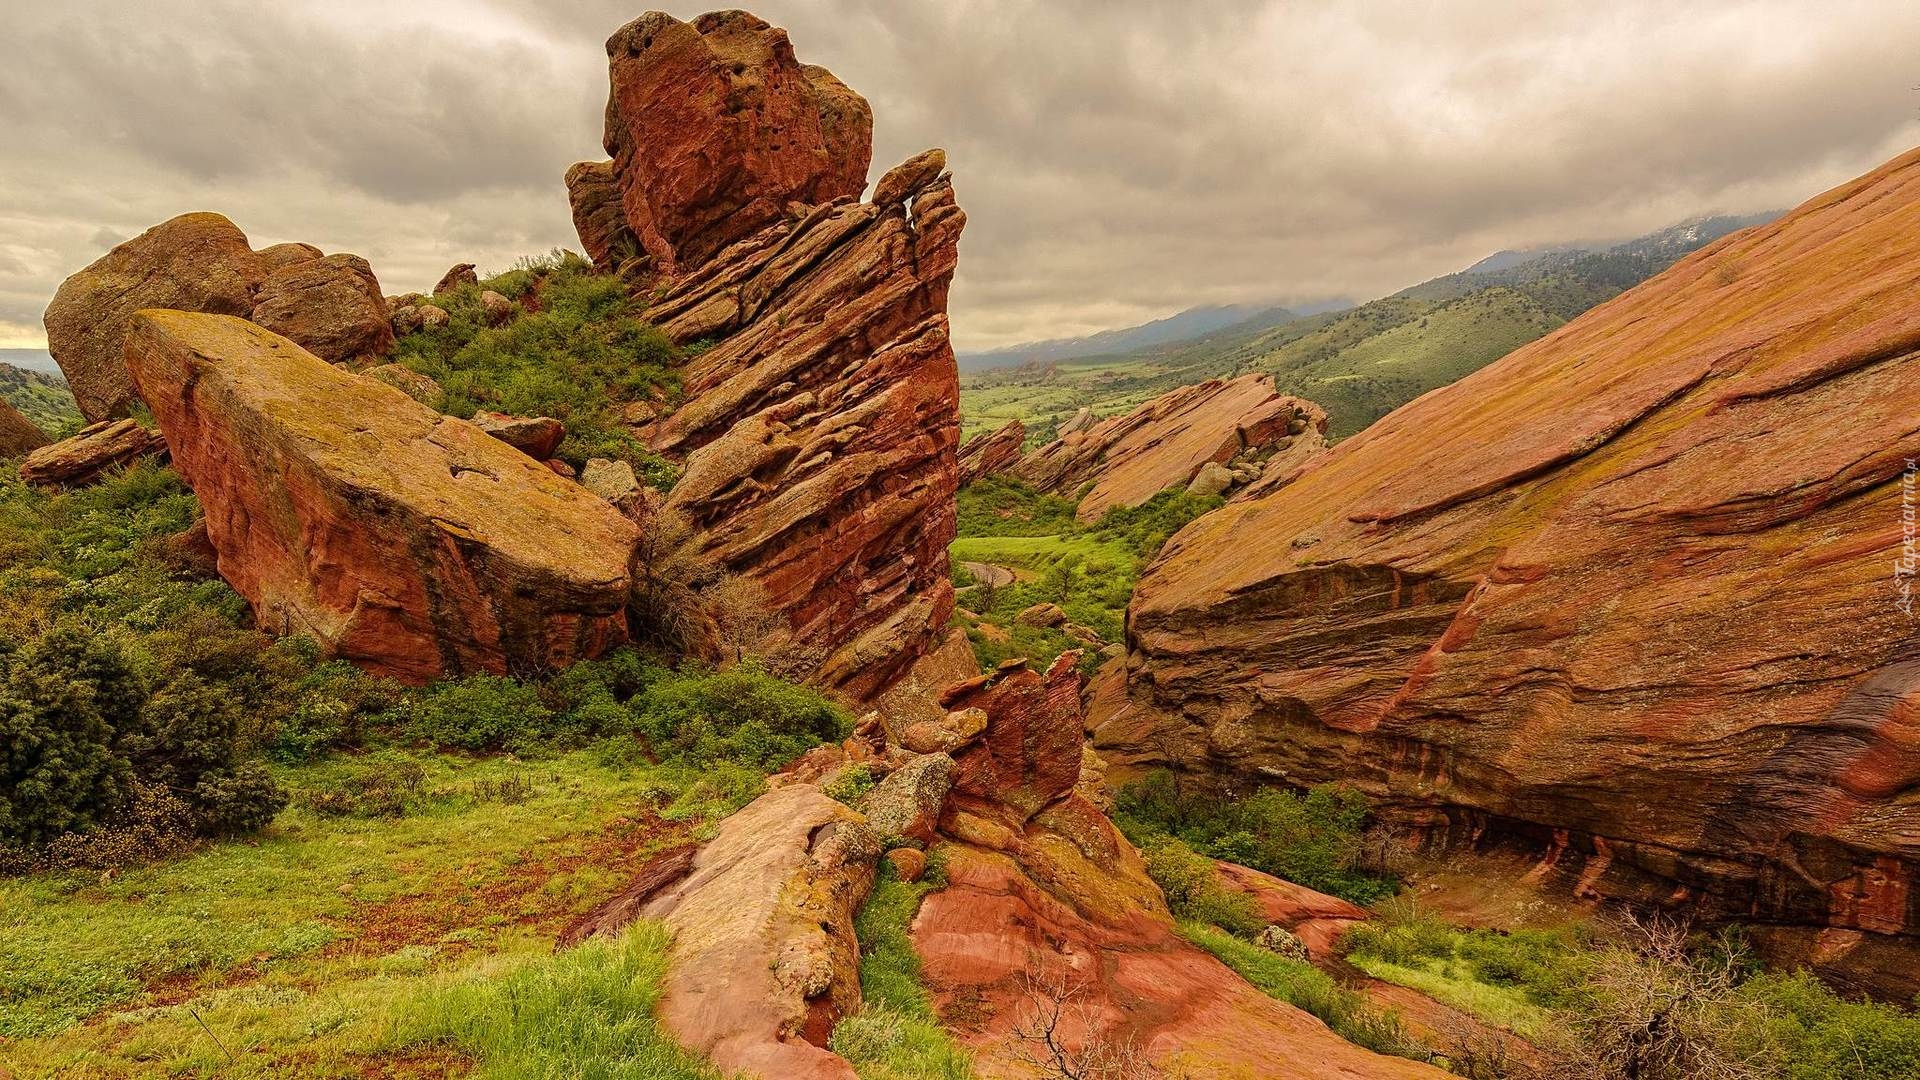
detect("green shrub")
[1737,970,1920,1080]
[1184,921,1421,1060]
[1115,771,1396,904]
[1139,835,1263,936]
[0,625,143,846]
[410,674,562,753]
[834,859,973,1079]
[629,663,850,771]
[295,758,427,818]
[824,763,878,806]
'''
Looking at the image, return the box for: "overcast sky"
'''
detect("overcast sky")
[2,1,1917,351]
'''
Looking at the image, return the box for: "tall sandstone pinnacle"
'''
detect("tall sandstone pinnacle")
[592,9,873,274]
[575,12,963,698]
[126,311,639,684]
[1121,146,1920,973]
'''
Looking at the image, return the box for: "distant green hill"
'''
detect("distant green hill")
[0,362,83,438]
[961,212,1777,441]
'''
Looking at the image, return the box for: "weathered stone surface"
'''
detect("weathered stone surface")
[362,364,445,409]
[871,148,945,209]
[471,411,564,460]
[1126,145,1920,943]
[899,707,987,756]
[598,10,873,272]
[433,263,477,294]
[643,151,965,698]
[956,418,1023,485]
[418,303,449,330]
[125,311,638,683]
[249,252,394,365]
[0,400,49,457]
[18,419,165,487]
[256,242,323,270]
[45,212,265,421]
[884,846,926,882]
[389,305,424,336]
[580,457,640,503]
[1186,459,1234,497]
[640,784,879,1080]
[1014,601,1066,628]
[857,752,953,846]
[479,289,515,326]
[943,653,1088,826]
[1013,373,1327,521]
[565,159,642,271]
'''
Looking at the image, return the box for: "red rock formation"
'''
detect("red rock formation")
[596,10,873,273]
[126,311,638,683]
[45,213,265,421]
[44,212,395,420]
[904,652,1447,1079]
[564,159,641,272]
[249,252,394,366]
[1012,373,1326,521]
[18,419,165,487]
[957,418,1024,485]
[0,399,48,458]
[1124,146,1920,944]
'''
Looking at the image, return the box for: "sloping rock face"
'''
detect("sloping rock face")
[0,399,49,457]
[957,419,1023,485]
[1126,146,1920,944]
[44,212,394,421]
[906,651,1448,1079]
[597,10,873,273]
[564,159,642,272]
[125,311,638,683]
[640,784,879,1080]
[1012,373,1326,521]
[583,16,962,699]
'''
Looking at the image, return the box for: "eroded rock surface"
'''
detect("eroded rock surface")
[1013,373,1327,521]
[957,418,1024,485]
[19,419,166,487]
[596,9,873,272]
[640,784,879,1080]
[249,252,394,365]
[1125,145,1920,942]
[565,159,643,272]
[0,400,48,458]
[126,311,638,683]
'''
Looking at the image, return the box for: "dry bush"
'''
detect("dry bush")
[1010,966,1164,1080]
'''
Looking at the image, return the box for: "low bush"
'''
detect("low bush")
[834,856,972,1079]
[627,663,852,771]
[1115,770,1397,904]
[1139,835,1263,936]
[1184,921,1422,1061]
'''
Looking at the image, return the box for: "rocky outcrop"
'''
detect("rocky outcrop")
[43,212,394,420]
[249,252,394,365]
[577,13,961,699]
[433,264,477,295]
[957,418,1023,485]
[1012,373,1327,521]
[640,784,880,1080]
[125,311,638,683]
[18,419,165,487]
[593,10,873,274]
[362,364,445,409]
[564,159,642,272]
[45,213,265,421]
[470,411,565,460]
[1124,146,1920,945]
[0,400,49,457]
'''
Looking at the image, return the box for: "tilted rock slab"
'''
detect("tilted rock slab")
[956,418,1024,486]
[598,10,872,272]
[640,784,879,1080]
[1012,372,1327,521]
[125,311,638,683]
[642,155,966,698]
[1126,146,1920,949]
[18,419,165,487]
[0,399,48,458]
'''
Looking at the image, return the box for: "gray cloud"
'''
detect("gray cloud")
[1,0,1916,349]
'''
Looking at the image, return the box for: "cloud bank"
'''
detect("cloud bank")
[1,0,1916,349]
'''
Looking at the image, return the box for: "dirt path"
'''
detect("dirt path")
[958,561,1015,588]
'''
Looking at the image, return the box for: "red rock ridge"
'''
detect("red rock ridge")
[1120,145,1920,946]
[957,419,1024,485]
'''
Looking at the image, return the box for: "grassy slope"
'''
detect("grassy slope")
[832,866,973,1080]
[1,750,725,1076]
[0,363,84,438]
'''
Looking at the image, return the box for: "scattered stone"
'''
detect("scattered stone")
[125,311,638,683]
[418,304,449,329]
[545,459,576,479]
[1015,602,1067,628]
[1256,925,1311,961]
[872,148,946,209]
[479,289,515,326]
[857,752,953,846]
[884,847,927,883]
[389,305,424,336]
[19,419,166,487]
[433,263,478,294]
[580,458,640,503]
[1187,460,1235,497]
[471,411,565,460]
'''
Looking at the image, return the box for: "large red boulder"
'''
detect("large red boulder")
[125,310,638,683]
[249,252,394,366]
[1125,145,1920,944]
[44,213,265,421]
[596,10,872,272]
